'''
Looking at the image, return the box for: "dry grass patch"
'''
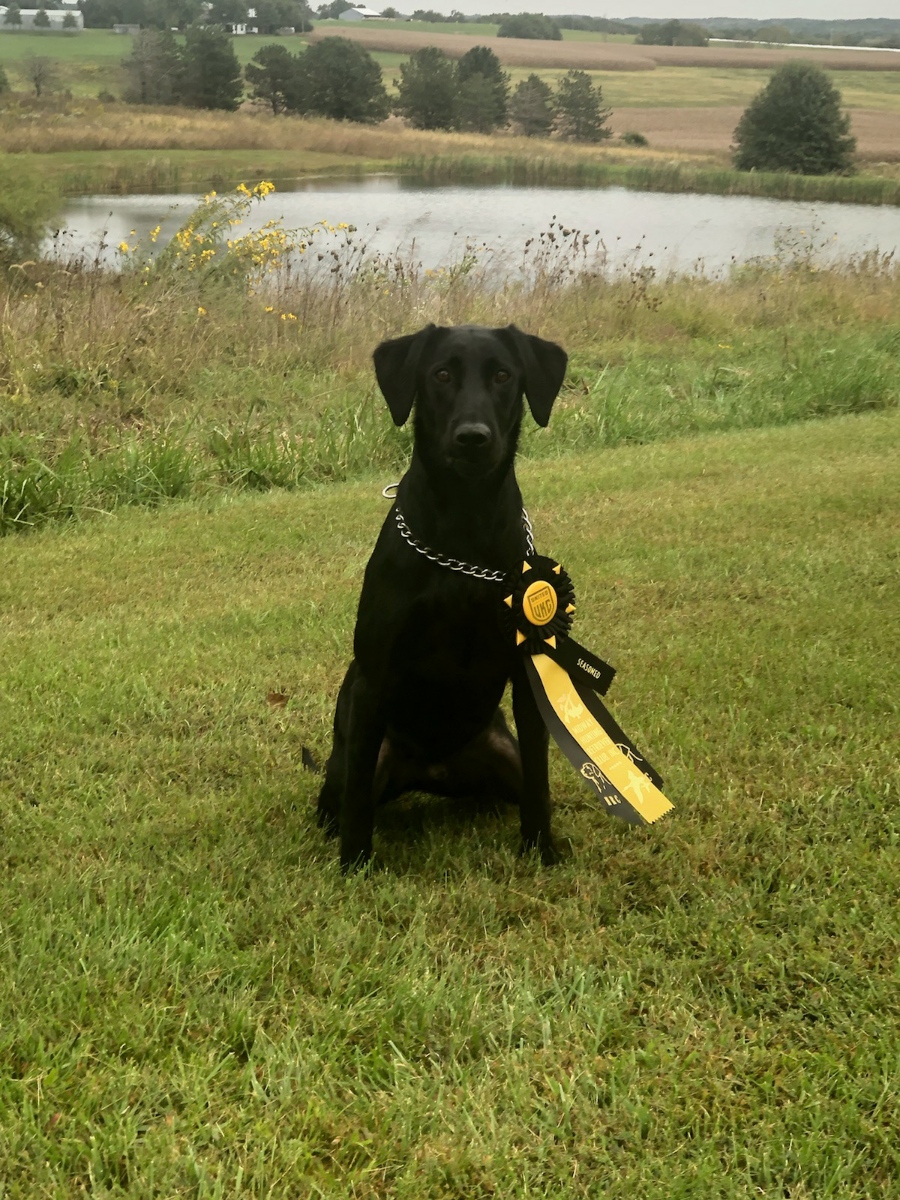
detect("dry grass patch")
[609,105,900,161]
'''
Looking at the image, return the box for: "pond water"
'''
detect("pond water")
[55,177,900,277]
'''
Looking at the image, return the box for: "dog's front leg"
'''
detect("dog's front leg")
[512,661,559,865]
[339,671,386,871]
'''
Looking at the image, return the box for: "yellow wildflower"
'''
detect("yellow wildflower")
[197,306,207,316]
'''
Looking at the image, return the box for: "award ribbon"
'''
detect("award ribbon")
[504,556,673,827]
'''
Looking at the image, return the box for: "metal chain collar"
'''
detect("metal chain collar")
[388,490,536,583]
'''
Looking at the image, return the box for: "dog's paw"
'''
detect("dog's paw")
[520,834,567,866]
[316,791,339,838]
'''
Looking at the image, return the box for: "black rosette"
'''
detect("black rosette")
[502,555,576,655]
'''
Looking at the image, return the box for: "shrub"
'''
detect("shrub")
[620,130,648,146]
[0,155,62,265]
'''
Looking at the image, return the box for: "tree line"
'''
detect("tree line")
[123,32,614,142]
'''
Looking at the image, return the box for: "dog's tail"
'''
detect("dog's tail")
[301,746,322,774]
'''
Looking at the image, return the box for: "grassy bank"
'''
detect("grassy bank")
[2,187,898,534]
[1,410,898,1195]
[402,152,900,204]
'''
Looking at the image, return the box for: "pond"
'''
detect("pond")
[55,177,900,277]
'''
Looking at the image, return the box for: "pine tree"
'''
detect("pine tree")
[554,70,612,143]
[178,25,244,111]
[393,46,457,131]
[33,7,52,28]
[4,5,22,25]
[245,43,296,116]
[62,12,78,27]
[122,29,182,106]
[455,44,508,131]
[509,73,554,138]
[732,62,856,175]
[291,38,388,124]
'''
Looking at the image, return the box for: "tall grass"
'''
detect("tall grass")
[1,184,898,533]
[404,153,900,205]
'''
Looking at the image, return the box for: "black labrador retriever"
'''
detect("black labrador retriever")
[316,322,568,869]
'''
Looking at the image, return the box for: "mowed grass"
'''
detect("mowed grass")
[1,409,898,1195]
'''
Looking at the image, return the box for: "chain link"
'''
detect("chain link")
[394,504,534,583]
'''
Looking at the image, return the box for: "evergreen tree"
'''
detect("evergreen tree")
[122,29,182,105]
[554,70,612,143]
[732,61,856,175]
[455,44,508,130]
[394,45,456,130]
[178,25,243,110]
[33,7,52,28]
[245,43,296,115]
[4,5,22,25]
[62,11,78,27]
[509,73,554,137]
[291,38,388,123]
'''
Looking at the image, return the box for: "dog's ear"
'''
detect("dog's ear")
[373,324,437,426]
[504,325,568,428]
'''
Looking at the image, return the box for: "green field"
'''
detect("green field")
[2,407,898,1195]
[2,28,900,113]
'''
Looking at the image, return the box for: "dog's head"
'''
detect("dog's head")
[373,324,567,481]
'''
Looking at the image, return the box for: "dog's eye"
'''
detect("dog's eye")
[434,368,451,384]
[495,370,511,384]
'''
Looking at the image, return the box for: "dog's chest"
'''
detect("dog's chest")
[393,584,510,684]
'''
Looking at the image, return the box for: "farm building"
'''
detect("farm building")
[339,6,384,20]
[0,7,84,29]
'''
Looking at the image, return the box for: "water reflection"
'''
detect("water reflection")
[54,177,900,277]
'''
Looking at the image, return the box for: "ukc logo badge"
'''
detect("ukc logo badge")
[522,580,558,626]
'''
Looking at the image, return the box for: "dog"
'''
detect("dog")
[316,323,568,869]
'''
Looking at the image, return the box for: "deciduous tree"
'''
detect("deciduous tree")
[21,53,59,97]
[497,13,561,40]
[291,37,389,123]
[732,61,856,174]
[245,43,296,115]
[393,45,456,130]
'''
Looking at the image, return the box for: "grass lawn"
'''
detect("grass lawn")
[1,409,898,1195]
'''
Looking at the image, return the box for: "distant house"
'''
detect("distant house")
[225,5,258,34]
[339,5,383,20]
[0,7,85,29]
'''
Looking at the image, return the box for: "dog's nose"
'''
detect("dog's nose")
[453,423,492,449]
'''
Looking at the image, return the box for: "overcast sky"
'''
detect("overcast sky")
[437,4,898,20]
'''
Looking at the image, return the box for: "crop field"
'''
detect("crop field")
[312,24,900,73]
[2,28,899,173]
